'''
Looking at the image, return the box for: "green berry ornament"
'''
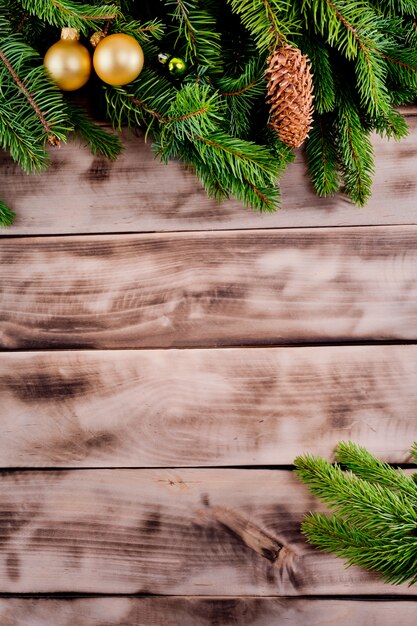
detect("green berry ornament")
[158,52,188,78]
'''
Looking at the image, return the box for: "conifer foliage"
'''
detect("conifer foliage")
[1,1,417,225]
[295,441,417,586]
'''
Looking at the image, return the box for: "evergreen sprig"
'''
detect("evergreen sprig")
[19,0,120,34]
[0,200,16,227]
[295,441,417,586]
[0,15,70,173]
[66,103,123,159]
[167,0,223,73]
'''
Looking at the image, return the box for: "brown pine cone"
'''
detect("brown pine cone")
[266,44,314,149]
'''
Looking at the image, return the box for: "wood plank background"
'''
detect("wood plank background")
[0,468,415,595]
[1,227,417,349]
[2,598,417,626]
[1,107,417,623]
[1,346,416,467]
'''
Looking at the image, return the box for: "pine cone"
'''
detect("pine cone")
[266,44,314,149]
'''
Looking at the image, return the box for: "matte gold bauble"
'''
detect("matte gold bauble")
[93,33,144,86]
[44,28,91,91]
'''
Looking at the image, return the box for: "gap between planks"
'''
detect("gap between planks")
[2,340,417,353]
[2,221,417,239]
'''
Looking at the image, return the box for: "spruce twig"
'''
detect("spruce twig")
[295,441,417,586]
[0,45,59,145]
[0,200,15,227]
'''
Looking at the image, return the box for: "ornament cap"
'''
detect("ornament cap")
[90,30,106,48]
[158,52,170,65]
[60,27,80,41]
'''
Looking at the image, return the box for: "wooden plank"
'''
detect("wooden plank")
[1,346,417,467]
[2,113,417,235]
[0,468,415,595]
[1,227,417,349]
[1,598,417,626]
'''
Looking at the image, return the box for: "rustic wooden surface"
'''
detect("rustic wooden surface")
[1,598,417,626]
[0,468,415,595]
[1,227,417,349]
[1,346,416,467]
[1,108,417,623]
[1,111,417,235]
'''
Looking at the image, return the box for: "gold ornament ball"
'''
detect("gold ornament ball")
[44,39,92,91]
[93,33,144,86]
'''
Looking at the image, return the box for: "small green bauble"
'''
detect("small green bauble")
[168,56,187,77]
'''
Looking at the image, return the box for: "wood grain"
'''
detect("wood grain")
[1,598,417,626]
[1,346,417,467]
[2,113,417,235]
[1,227,417,349]
[0,468,415,595]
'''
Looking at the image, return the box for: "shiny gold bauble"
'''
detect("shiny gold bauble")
[44,39,92,91]
[93,33,144,86]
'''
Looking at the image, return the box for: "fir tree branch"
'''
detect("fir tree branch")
[20,0,120,34]
[173,0,197,55]
[227,0,292,51]
[296,441,417,586]
[295,452,417,536]
[0,200,16,227]
[124,95,166,123]
[104,68,177,128]
[0,18,70,173]
[303,0,391,115]
[66,103,123,159]
[193,132,276,176]
[167,0,223,73]
[16,12,29,33]
[0,46,59,145]
[335,441,417,501]
[334,83,374,206]
[370,0,417,17]
[298,36,335,114]
[306,114,339,196]
[301,512,417,586]
[370,108,409,140]
[215,57,266,137]
[220,80,258,97]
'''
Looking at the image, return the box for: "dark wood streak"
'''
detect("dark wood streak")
[209,507,284,563]
[5,552,20,582]
[81,156,113,186]
[3,371,91,401]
